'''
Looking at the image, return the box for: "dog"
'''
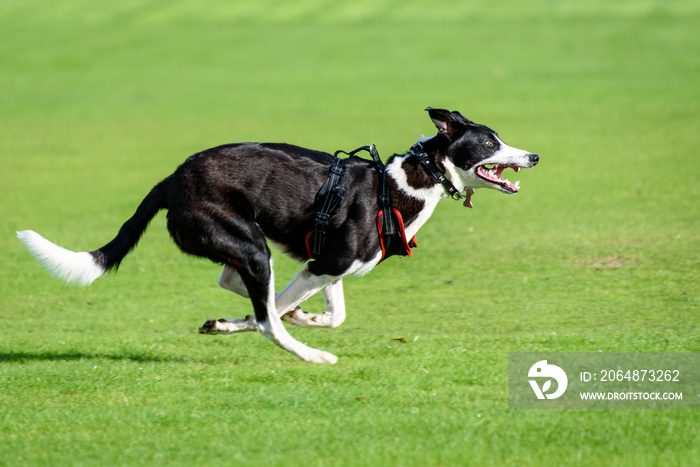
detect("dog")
[17,108,538,364]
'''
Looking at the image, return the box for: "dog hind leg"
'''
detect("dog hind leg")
[190,220,336,363]
[219,264,249,297]
[200,265,258,334]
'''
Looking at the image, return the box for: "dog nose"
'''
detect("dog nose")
[529,154,539,165]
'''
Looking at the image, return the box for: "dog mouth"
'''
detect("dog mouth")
[475,164,522,193]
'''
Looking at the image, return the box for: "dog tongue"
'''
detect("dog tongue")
[463,188,475,208]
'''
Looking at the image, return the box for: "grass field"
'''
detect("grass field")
[1,1,699,465]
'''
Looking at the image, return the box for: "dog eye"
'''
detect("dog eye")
[485,140,495,147]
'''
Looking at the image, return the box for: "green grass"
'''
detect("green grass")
[1,1,699,465]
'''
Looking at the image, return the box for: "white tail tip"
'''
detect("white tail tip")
[17,230,105,286]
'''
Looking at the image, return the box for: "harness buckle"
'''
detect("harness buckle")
[314,212,330,233]
[329,161,345,176]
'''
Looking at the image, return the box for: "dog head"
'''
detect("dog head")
[425,107,539,194]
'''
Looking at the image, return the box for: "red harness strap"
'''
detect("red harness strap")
[305,231,323,260]
[376,209,416,262]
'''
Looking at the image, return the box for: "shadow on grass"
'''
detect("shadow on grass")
[0,350,196,364]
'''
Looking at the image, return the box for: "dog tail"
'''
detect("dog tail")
[17,183,166,286]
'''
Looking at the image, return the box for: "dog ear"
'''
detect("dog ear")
[448,110,474,125]
[425,107,469,139]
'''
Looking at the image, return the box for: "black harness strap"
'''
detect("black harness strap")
[308,156,346,258]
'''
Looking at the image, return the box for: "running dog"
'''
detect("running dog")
[17,108,539,364]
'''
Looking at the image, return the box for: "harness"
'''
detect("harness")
[306,142,462,261]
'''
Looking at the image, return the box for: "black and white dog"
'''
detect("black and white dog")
[17,108,538,364]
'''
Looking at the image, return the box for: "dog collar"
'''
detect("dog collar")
[410,142,467,201]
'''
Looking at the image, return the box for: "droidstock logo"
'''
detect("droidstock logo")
[528,360,568,400]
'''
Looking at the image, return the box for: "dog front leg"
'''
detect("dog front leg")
[279,275,346,329]
[282,282,345,328]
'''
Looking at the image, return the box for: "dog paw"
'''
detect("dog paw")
[281,307,308,326]
[199,319,225,334]
[200,316,258,334]
[305,350,338,364]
